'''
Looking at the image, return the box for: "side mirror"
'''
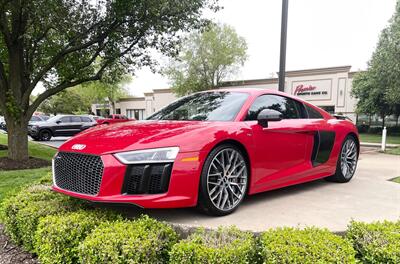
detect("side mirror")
[56,120,61,124]
[257,109,282,128]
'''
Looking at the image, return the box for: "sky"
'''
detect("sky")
[127,0,397,96]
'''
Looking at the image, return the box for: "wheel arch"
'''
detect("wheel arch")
[347,132,360,157]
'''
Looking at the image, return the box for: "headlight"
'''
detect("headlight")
[114,147,179,164]
[30,125,38,130]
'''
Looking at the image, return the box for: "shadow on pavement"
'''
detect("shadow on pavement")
[95,178,331,221]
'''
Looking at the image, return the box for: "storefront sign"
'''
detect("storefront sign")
[291,79,332,101]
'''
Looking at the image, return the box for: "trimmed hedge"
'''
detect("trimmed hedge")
[259,227,356,263]
[1,185,85,251]
[35,210,122,264]
[170,227,257,264]
[347,220,400,263]
[78,215,179,264]
[1,182,399,263]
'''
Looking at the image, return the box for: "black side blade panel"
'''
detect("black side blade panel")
[312,131,336,166]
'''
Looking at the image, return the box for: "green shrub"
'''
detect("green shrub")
[36,172,53,185]
[35,209,121,264]
[170,226,257,264]
[78,215,179,264]
[347,220,400,263]
[259,227,356,264]
[1,185,85,251]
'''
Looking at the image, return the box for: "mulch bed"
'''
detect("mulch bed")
[0,157,51,171]
[0,224,38,264]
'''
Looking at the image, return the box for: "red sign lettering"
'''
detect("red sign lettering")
[294,84,316,95]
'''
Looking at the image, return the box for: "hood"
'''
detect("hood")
[59,120,217,155]
[29,121,46,125]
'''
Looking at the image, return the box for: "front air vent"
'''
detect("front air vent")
[121,163,172,195]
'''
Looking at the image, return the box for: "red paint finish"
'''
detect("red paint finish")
[53,89,359,209]
[96,114,134,125]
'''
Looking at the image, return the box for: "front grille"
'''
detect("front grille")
[53,152,104,195]
[122,163,172,195]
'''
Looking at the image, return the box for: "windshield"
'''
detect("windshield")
[148,91,249,121]
[46,116,60,123]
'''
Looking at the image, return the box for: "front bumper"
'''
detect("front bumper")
[27,126,39,137]
[52,152,204,208]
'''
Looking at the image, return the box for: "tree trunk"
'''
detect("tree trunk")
[6,116,29,161]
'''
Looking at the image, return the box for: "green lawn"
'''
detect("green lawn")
[386,147,400,155]
[0,133,55,202]
[0,133,56,161]
[359,133,400,145]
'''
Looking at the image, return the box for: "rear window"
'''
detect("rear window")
[81,117,91,122]
[305,104,324,119]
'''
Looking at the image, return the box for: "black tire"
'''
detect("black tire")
[39,129,52,141]
[325,135,358,183]
[197,144,249,216]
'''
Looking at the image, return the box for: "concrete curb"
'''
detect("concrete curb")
[360,142,399,148]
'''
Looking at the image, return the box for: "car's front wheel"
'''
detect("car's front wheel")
[326,135,358,183]
[39,129,52,141]
[198,144,248,216]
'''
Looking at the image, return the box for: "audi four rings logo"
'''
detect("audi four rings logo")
[71,144,86,150]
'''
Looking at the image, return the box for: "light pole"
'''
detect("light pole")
[278,0,289,92]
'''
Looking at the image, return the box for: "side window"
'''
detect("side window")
[81,117,91,122]
[246,95,304,120]
[59,116,71,123]
[30,116,41,122]
[305,104,324,119]
[71,116,81,122]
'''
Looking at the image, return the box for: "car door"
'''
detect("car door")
[245,94,313,192]
[68,116,84,136]
[53,116,72,136]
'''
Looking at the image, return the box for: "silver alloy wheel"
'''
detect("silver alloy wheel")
[340,138,358,179]
[207,148,247,212]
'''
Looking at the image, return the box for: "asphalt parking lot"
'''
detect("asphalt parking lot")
[118,149,400,232]
[34,137,70,148]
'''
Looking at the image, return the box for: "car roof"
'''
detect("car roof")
[207,87,308,102]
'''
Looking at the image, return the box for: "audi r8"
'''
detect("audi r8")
[52,89,359,216]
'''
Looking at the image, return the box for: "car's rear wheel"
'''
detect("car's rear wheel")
[326,135,358,183]
[198,144,248,216]
[39,129,52,141]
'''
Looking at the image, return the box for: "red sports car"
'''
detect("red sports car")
[52,89,359,216]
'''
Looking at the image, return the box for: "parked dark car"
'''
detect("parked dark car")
[0,115,49,132]
[28,115,97,141]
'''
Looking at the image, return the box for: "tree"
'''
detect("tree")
[0,0,219,161]
[78,73,130,115]
[163,23,247,96]
[352,2,400,128]
[38,90,88,115]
